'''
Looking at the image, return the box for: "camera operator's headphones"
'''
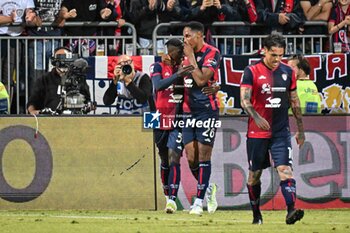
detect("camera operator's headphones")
[51,47,73,68]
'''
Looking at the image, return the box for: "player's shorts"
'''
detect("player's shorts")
[246,135,292,171]
[154,129,183,154]
[182,112,219,146]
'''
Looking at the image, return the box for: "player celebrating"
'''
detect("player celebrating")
[240,33,305,225]
[182,21,221,215]
[150,38,194,213]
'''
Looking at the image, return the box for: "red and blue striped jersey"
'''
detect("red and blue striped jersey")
[150,62,183,130]
[183,43,220,114]
[240,59,297,138]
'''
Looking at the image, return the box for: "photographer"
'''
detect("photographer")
[103,55,154,114]
[27,47,92,115]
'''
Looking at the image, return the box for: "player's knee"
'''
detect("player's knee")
[168,150,180,164]
[248,170,262,185]
[187,158,197,168]
[277,166,293,179]
[198,143,213,161]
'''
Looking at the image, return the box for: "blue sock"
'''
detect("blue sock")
[280,179,296,213]
[247,183,261,217]
[197,161,211,199]
[160,163,169,196]
[168,162,181,201]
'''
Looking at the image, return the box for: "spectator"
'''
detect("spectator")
[150,38,194,214]
[301,0,333,21]
[217,0,258,54]
[240,33,305,225]
[184,0,224,45]
[27,47,92,115]
[156,0,188,53]
[99,0,127,55]
[300,0,333,52]
[158,0,187,32]
[57,0,111,36]
[125,0,164,55]
[0,0,41,113]
[27,0,63,94]
[103,54,154,114]
[57,0,113,55]
[255,0,305,34]
[328,0,350,53]
[288,54,321,114]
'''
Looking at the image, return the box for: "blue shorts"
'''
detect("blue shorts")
[154,129,183,154]
[182,113,218,146]
[246,136,292,171]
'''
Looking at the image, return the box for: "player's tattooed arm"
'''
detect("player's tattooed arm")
[290,90,305,147]
[240,86,270,130]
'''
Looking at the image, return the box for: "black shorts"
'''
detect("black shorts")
[182,112,218,146]
[154,129,183,154]
[246,136,292,171]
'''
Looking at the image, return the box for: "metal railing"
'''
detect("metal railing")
[152,21,331,55]
[0,22,136,114]
[0,20,333,114]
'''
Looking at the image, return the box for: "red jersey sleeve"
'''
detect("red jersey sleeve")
[290,69,297,91]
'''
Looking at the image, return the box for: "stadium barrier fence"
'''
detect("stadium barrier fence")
[152,21,331,55]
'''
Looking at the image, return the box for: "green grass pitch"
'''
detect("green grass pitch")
[0,209,349,233]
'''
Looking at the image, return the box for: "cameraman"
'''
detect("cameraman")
[27,47,92,115]
[103,55,154,114]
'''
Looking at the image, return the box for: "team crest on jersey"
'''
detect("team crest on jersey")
[149,65,154,73]
[207,58,217,67]
[89,4,97,11]
[282,74,287,81]
[261,83,271,94]
[339,30,346,43]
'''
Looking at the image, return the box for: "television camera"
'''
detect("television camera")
[50,53,96,115]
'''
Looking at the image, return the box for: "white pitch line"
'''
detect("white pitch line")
[0,213,348,225]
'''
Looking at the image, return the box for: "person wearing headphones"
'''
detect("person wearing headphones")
[27,47,92,115]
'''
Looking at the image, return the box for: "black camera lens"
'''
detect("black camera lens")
[121,64,132,75]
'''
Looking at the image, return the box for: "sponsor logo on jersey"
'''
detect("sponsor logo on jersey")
[265,97,281,108]
[168,93,183,103]
[271,87,286,92]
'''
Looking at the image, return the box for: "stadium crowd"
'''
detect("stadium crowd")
[0,0,348,56]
